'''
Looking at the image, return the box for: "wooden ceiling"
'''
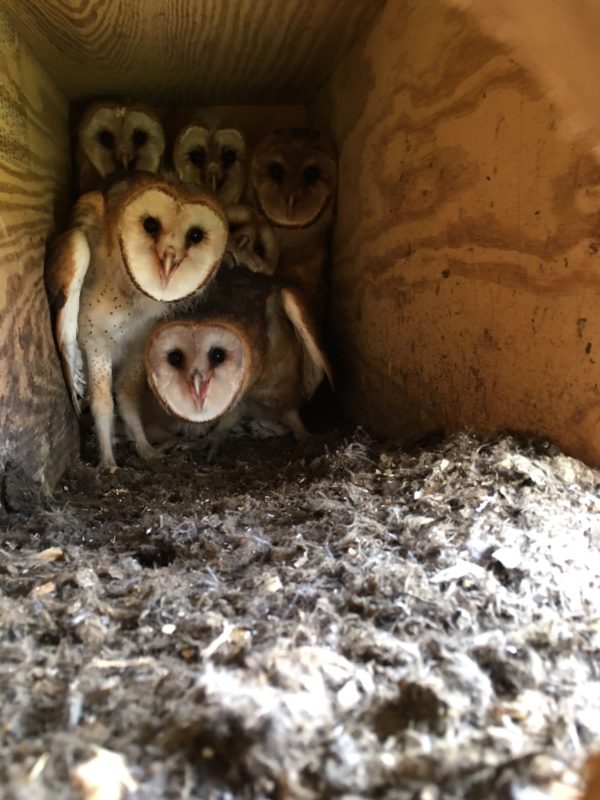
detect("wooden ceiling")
[5,0,384,104]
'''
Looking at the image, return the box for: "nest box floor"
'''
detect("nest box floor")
[0,430,598,798]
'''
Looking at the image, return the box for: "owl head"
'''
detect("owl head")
[225,205,279,275]
[78,102,165,183]
[144,266,332,431]
[249,129,337,229]
[145,319,248,423]
[173,121,247,206]
[111,176,228,302]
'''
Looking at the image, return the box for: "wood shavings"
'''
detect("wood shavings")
[0,430,598,797]
[30,546,64,564]
[71,747,138,800]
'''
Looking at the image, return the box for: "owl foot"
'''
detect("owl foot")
[98,458,118,474]
[135,441,164,461]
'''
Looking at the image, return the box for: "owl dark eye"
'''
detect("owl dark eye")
[254,241,266,258]
[268,161,285,183]
[187,227,204,245]
[222,148,237,167]
[209,346,227,366]
[132,128,147,148]
[167,349,184,368]
[143,216,160,235]
[98,129,114,149]
[188,148,204,167]
[303,164,321,185]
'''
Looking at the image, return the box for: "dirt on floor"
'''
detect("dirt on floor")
[0,426,599,799]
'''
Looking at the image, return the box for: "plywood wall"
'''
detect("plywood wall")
[4,0,384,104]
[0,9,77,492]
[311,0,600,465]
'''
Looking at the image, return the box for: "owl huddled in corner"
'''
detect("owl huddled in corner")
[173,117,247,207]
[76,101,166,193]
[45,172,228,469]
[225,204,279,275]
[142,265,333,455]
[249,128,338,318]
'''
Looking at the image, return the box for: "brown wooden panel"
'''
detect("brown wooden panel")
[452,0,600,161]
[4,0,383,104]
[311,0,600,465]
[0,9,78,492]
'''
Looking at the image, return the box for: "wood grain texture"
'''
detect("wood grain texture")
[311,0,600,465]
[450,0,600,162]
[0,9,78,492]
[3,0,384,104]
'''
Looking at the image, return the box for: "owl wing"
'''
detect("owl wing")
[45,192,105,414]
[281,287,333,397]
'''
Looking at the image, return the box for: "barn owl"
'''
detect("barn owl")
[173,119,247,206]
[45,173,228,469]
[77,101,165,192]
[144,266,332,452]
[142,319,247,425]
[249,128,338,317]
[226,205,279,275]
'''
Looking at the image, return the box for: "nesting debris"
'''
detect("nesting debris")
[0,430,598,798]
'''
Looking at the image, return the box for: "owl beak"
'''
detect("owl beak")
[190,370,210,410]
[236,233,250,251]
[287,193,298,218]
[118,149,132,170]
[159,249,180,288]
[207,165,222,192]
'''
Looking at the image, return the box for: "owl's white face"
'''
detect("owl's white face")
[117,183,228,302]
[250,129,337,229]
[225,205,279,275]
[145,320,247,422]
[173,124,246,206]
[79,103,165,179]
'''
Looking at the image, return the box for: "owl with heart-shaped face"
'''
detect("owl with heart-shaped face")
[45,173,228,468]
[144,265,333,453]
[173,119,247,206]
[249,128,337,317]
[77,101,165,192]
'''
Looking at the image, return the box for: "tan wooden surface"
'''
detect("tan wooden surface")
[4,0,383,104]
[0,8,78,491]
[311,0,600,465]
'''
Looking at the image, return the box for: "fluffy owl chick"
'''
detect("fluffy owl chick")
[77,101,165,192]
[249,128,337,316]
[144,266,332,452]
[173,120,247,206]
[45,173,228,469]
[226,205,279,275]
[145,320,247,424]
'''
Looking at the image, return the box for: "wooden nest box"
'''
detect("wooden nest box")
[2,0,600,490]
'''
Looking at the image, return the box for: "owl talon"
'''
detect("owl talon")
[98,460,118,474]
[135,442,163,461]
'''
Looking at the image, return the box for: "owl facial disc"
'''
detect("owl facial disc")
[145,319,248,422]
